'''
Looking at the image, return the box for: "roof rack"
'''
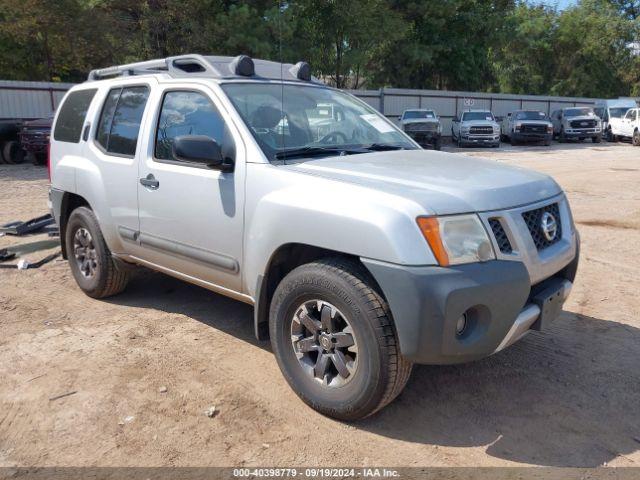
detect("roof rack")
[87,54,318,83]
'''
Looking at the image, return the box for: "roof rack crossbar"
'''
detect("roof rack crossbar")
[88,58,169,81]
[86,54,318,83]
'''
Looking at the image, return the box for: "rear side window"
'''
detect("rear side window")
[95,86,150,156]
[155,90,227,161]
[53,89,97,143]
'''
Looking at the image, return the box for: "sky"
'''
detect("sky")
[537,0,577,9]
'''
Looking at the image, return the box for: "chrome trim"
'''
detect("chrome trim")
[478,193,577,285]
[494,279,573,354]
[494,304,541,353]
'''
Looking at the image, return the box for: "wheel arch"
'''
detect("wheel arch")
[58,192,91,259]
[253,243,382,341]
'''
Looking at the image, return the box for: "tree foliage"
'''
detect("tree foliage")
[0,0,637,97]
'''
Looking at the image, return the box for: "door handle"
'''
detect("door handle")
[140,174,159,189]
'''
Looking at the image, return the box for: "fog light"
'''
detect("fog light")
[456,314,468,336]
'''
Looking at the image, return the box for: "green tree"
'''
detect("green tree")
[491,3,557,95]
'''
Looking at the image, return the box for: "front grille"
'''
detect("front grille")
[570,119,596,129]
[521,124,546,134]
[489,218,513,254]
[522,203,562,250]
[404,122,437,132]
[469,126,493,135]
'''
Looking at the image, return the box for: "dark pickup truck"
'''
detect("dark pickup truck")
[19,114,53,165]
[0,120,25,164]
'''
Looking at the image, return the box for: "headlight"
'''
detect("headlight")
[417,214,495,266]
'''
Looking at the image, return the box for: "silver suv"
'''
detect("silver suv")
[49,54,579,420]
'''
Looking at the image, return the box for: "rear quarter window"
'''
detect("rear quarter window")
[53,89,97,143]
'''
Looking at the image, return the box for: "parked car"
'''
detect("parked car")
[593,98,637,142]
[19,113,54,165]
[49,54,579,420]
[400,109,442,150]
[451,110,501,147]
[550,107,602,143]
[501,110,553,146]
[0,120,25,164]
[617,107,640,145]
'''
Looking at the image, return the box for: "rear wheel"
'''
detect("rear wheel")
[65,206,129,298]
[269,258,412,421]
[2,141,25,164]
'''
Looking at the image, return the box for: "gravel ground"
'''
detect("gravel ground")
[0,141,639,468]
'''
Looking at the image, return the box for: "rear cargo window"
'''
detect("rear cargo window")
[95,86,150,157]
[53,89,97,143]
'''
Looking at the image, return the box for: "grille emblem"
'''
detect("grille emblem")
[540,212,558,241]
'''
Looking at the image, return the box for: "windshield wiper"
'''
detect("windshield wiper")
[363,143,406,151]
[275,146,364,160]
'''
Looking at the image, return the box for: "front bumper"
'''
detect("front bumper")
[460,134,500,146]
[512,132,552,142]
[563,128,601,137]
[362,244,579,365]
[405,131,440,147]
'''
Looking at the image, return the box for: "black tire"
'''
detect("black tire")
[269,258,412,421]
[510,135,517,146]
[2,141,25,164]
[65,206,129,298]
[559,127,566,143]
[32,152,47,166]
[434,138,442,151]
[607,128,617,142]
[544,139,552,146]
[592,135,602,143]
[633,129,640,147]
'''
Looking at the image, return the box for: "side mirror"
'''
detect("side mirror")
[173,135,228,170]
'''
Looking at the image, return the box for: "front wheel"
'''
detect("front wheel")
[269,258,412,421]
[559,128,566,143]
[592,135,602,143]
[633,130,640,146]
[65,206,130,298]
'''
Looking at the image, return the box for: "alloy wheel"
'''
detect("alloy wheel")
[73,227,98,278]
[290,300,358,388]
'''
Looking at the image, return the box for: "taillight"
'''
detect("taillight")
[47,141,51,182]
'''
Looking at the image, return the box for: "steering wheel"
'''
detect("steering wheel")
[318,131,349,145]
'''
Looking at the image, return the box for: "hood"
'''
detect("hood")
[401,118,439,125]
[282,150,561,215]
[564,115,599,122]
[514,119,552,126]
[23,116,53,129]
[461,119,498,127]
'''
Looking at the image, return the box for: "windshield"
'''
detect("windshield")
[403,110,435,119]
[515,111,547,120]
[221,83,416,162]
[462,111,494,121]
[564,108,595,117]
[609,107,631,118]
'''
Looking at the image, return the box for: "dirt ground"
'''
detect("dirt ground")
[1,141,639,468]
